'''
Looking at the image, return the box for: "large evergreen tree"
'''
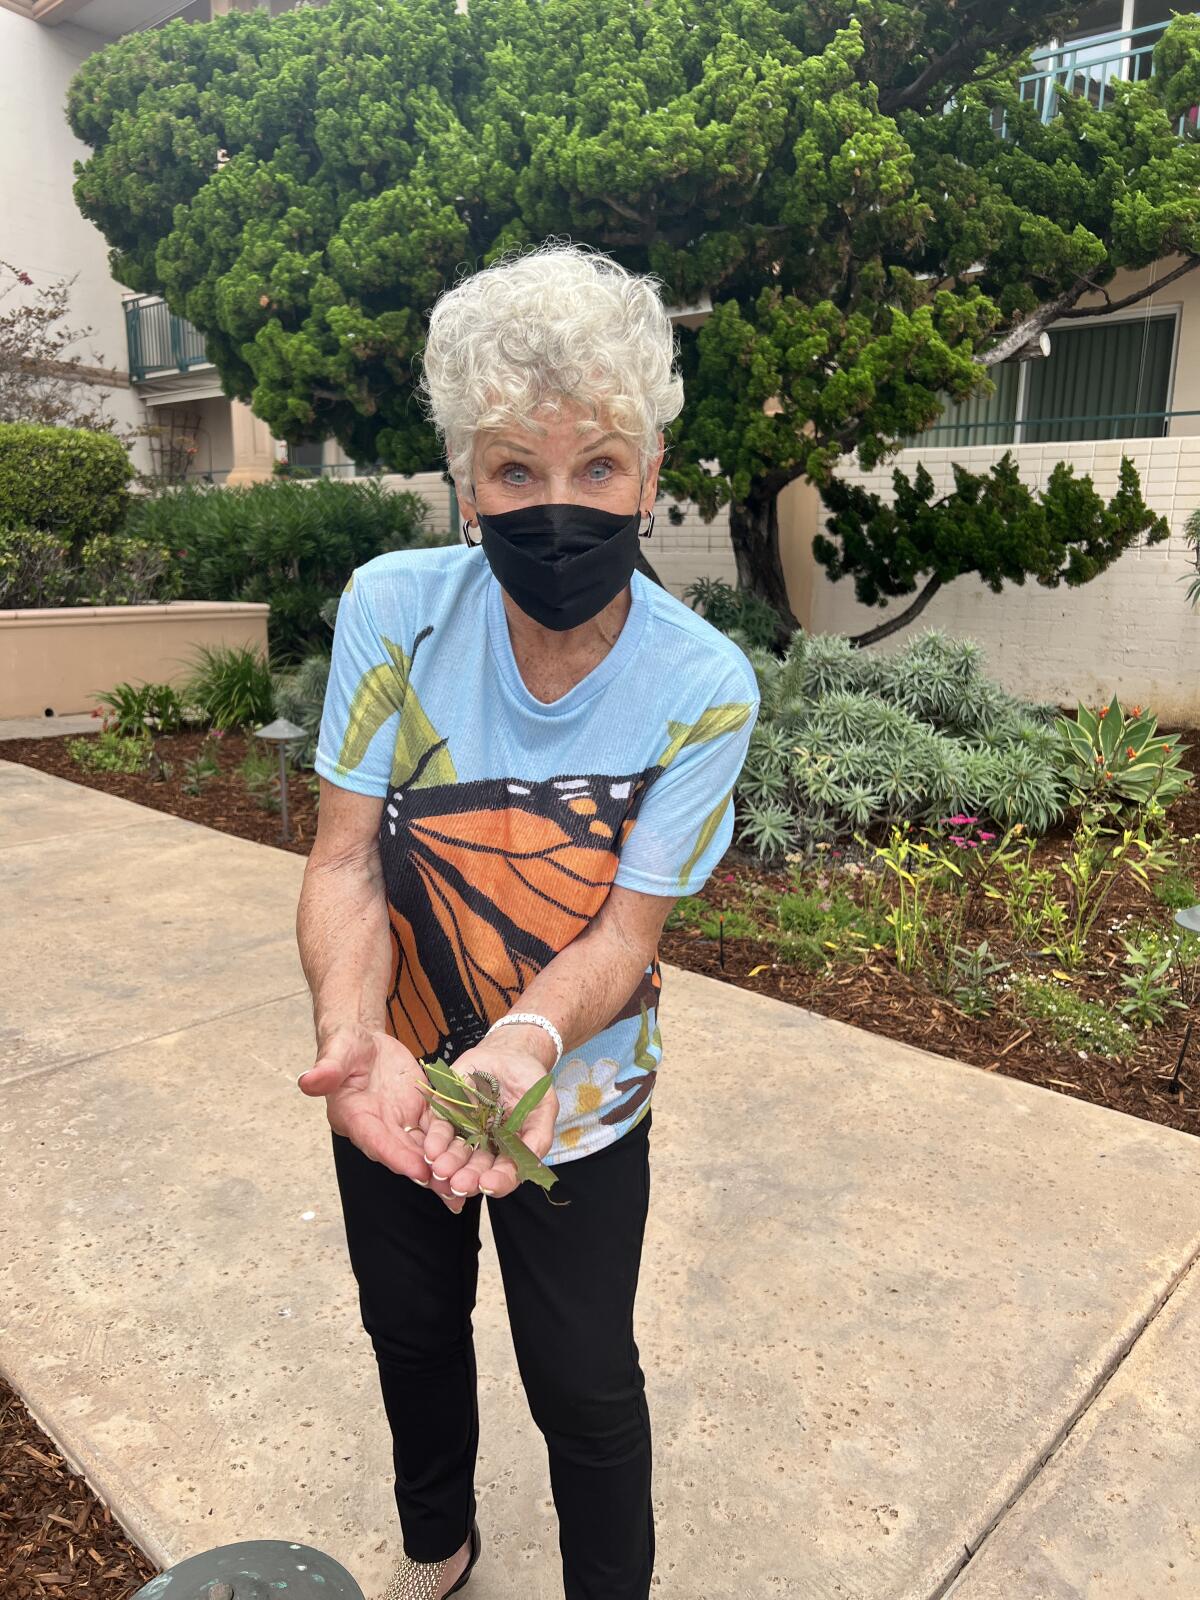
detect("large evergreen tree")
[68,1,1200,639]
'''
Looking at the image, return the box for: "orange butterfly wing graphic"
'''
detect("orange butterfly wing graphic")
[379,772,657,1063]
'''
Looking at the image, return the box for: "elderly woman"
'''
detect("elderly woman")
[295,243,759,1600]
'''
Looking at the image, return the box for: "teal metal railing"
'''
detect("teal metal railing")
[1016,21,1197,128]
[123,295,210,382]
[908,407,1200,448]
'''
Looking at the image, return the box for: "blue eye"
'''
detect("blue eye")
[500,463,530,485]
[587,458,615,480]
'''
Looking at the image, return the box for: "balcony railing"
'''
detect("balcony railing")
[907,407,1200,449]
[1017,21,1197,128]
[123,294,210,382]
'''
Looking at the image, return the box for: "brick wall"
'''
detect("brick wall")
[803,436,1200,725]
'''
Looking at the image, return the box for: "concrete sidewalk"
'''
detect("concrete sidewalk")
[3,756,1200,1600]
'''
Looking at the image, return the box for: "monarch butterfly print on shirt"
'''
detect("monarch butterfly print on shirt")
[377,753,662,1066]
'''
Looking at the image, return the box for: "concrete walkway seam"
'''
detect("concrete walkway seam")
[934,1241,1200,1599]
[0,987,314,1092]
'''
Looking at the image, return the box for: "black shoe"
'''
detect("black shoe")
[444,1520,481,1596]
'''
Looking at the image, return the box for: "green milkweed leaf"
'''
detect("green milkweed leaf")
[501,1070,555,1135]
[493,1125,559,1192]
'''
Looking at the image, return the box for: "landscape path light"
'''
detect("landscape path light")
[252,717,308,844]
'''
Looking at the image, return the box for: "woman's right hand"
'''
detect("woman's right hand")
[297,1024,468,1213]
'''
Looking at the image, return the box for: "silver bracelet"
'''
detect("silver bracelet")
[485,1011,564,1069]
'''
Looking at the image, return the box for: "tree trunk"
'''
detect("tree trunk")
[847,575,943,648]
[728,492,800,648]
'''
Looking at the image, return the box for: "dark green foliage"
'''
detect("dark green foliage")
[123,478,437,661]
[65,2,1200,614]
[817,454,1169,613]
[0,423,132,545]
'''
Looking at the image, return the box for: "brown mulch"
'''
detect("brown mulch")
[3,724,318,856]
[3,716,1200,1595]
[0,1378,157,1599]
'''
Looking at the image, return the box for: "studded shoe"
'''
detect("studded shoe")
[376,1520,481,1600]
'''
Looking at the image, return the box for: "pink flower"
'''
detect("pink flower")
[946,814,969,825]
[966,839,979,848]
[210,728,226,741]
[949,834,965,845]
[979,831,996,842]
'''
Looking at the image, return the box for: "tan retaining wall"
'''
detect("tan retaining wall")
[1,601,270,719]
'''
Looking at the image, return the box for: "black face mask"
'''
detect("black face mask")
[466,499,652,631]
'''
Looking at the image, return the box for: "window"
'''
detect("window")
[283,439,326,479]
[913,312,1177,447]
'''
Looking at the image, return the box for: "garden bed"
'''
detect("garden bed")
[0,1374,156,1600]
[6,722,1200,1139]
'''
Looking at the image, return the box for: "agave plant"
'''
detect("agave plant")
[1054,696,1191,808]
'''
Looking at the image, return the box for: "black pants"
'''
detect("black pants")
[330,1111,654,1600]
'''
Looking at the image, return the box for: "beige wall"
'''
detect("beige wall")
[0,602,270,718]
[781,263,1200,723]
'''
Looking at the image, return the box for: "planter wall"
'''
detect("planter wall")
[0,601,271,719]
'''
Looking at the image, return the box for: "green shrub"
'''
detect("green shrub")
[1154,868,1200,911]
[1116,932,1187,1030]
[181,643,275,730]
[773,882,888,968]
[93,681,190,736]
[272,650,331,769]
[0,423,132,544]
[1011,975,1135,1058]
[734,627,1067,859]
[0,526,178,607]
[684,576,784,649]
[123,477,442,662]
[66,730,151,774]
[77,532,181,605]
[0,528,74,606]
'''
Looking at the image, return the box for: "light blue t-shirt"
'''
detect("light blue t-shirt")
[315,544,760,1164]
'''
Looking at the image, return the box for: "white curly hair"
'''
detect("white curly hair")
[418,240,685,487]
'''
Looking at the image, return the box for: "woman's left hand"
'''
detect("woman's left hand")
[421,1033,559,1201]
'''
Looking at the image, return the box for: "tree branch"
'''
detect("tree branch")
[978,276,1094,367]
[1056,255,1200,317]
[879,10,1066,116]
[601,194,649,226]
[847,576,944,649]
